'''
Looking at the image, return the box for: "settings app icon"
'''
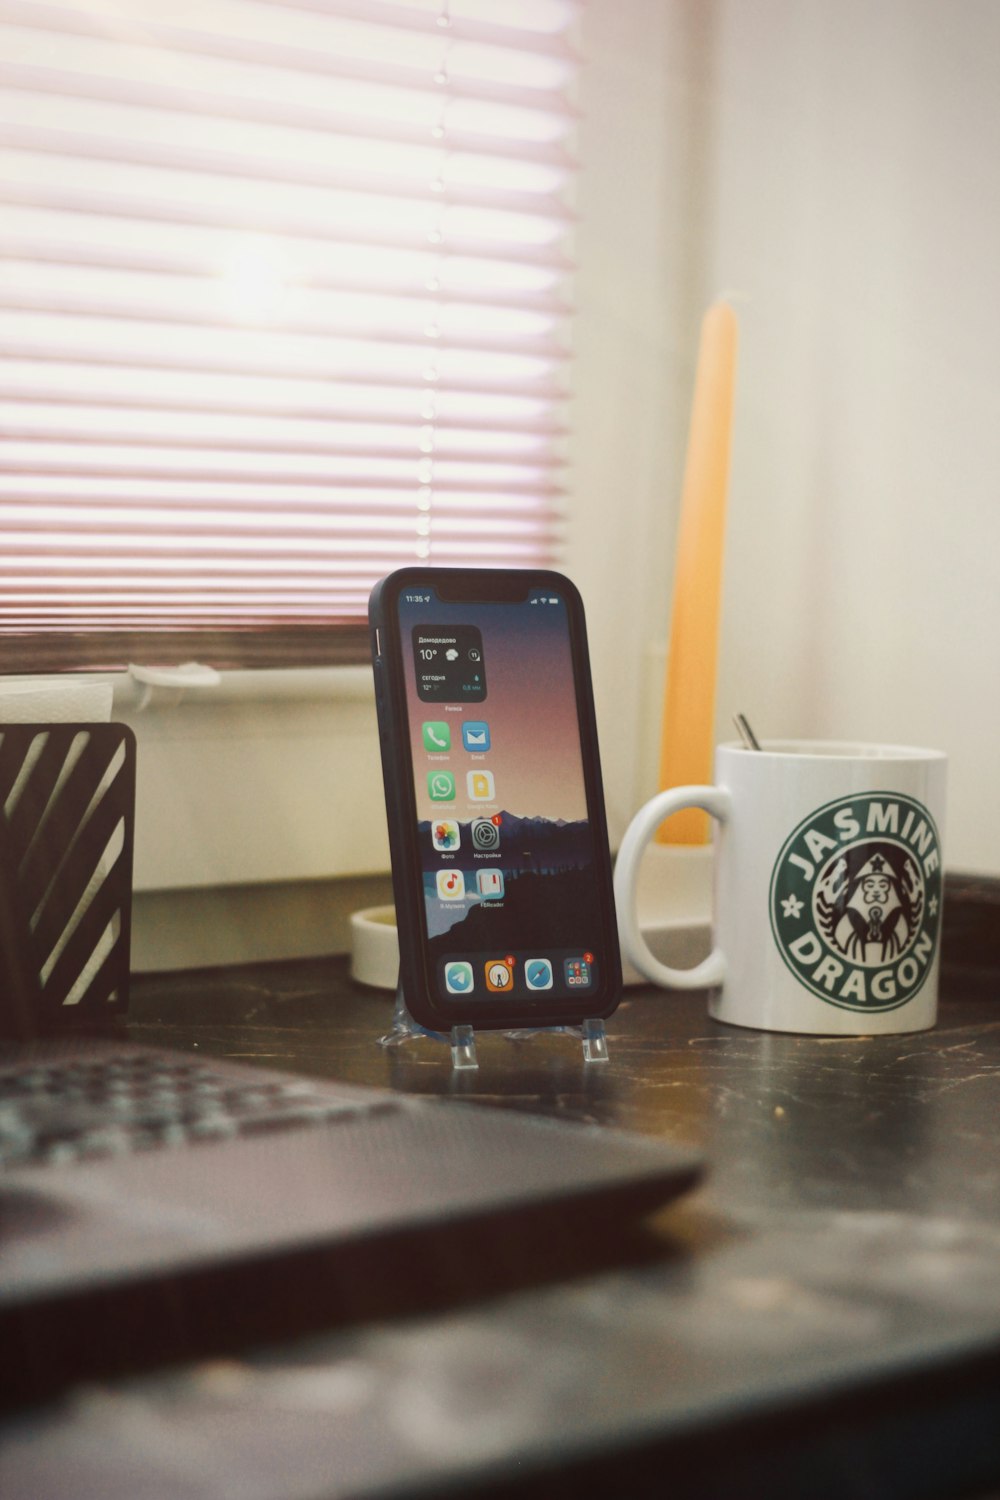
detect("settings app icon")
[471,817,500,852]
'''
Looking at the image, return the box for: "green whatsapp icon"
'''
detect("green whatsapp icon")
[427,770,456,801]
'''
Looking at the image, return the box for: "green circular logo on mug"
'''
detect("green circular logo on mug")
[769,792,942,1012]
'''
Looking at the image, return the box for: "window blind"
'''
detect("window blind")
[0,0,580,669]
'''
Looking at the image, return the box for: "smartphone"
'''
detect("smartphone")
[369,568,622,1032]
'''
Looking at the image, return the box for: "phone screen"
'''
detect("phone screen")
[395,580,612,1010]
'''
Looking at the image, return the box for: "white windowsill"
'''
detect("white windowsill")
[99,663,375,711]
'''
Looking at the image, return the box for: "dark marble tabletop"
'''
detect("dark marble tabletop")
[3,937,1000,1500]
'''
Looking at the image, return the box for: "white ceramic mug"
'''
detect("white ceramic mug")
[614,741,947,1035]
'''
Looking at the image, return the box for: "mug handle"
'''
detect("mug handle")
[613,785,733,989]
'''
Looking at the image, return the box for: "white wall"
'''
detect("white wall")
[574,0,1000,875]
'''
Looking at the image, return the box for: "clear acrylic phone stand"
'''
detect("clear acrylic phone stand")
[378,985,609,1072]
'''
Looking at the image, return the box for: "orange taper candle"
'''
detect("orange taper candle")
[656,300,738,844]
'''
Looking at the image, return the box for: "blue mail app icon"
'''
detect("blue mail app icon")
[462,721,491,752]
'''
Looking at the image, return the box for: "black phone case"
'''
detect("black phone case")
[369,567,622,1032]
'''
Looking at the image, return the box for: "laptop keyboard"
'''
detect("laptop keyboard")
[0,1054,399,1169]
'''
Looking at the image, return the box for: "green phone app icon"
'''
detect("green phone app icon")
[422,721,451,752]
[427,770,456,801]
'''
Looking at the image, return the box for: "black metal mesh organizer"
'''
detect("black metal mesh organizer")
[0,723,136,1039]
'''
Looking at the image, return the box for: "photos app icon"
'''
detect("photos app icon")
[431,820,460,852]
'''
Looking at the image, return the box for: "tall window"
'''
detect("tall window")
[0,0,580,669]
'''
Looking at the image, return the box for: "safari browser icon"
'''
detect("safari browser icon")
[525,958,553,990]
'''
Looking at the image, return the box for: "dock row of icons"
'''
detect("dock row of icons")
[444,955,594,995]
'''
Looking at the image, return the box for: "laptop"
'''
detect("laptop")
[0,1035,703,1406]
